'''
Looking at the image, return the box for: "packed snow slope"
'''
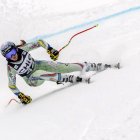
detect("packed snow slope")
[0,0,140,140]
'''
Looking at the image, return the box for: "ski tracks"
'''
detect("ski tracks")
[80,117,95,140]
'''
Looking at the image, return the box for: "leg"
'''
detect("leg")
[28,61,119,86]
[35,60,84,73]
[23,72,45,87]
[23,61,85,86]
[35,60,115,74]
[26,70,82,86]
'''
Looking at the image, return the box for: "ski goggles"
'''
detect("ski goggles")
[5,48,17,59]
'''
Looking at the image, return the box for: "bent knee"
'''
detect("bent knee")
[27,79,45,87]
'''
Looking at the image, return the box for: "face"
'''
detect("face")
[10,53,18,61]
[5,48,18,61]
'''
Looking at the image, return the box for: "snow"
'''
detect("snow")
[0,0,140,140]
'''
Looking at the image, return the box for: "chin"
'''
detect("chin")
[11,58,17,61]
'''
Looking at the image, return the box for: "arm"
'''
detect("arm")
[21,39,52,52]
[7,65,32,104]
[7,65,20,96]
[21,39,59,61]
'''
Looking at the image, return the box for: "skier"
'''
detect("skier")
[1,40,119,104]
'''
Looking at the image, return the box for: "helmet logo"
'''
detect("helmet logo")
[3,46,12,56]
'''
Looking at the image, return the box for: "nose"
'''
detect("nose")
[11,54,17,59]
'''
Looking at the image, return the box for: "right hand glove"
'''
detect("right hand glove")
[18,92,32,105]
[47,48,59,61]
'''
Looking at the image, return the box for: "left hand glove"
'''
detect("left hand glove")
[48,48,59,61]
[18,92,32,105]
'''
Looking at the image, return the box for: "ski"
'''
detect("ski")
[86,62,121,84]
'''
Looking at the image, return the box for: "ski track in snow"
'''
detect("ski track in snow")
[80,118,95,140]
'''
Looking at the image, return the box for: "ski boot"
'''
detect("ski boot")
[83,62,120,72]
[76,76,90,84]
[105,62,120,69]
[82,62,96,74]
[57,74,90,84]
[114,63,120,69]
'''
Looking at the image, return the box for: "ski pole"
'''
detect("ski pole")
[6,98,21,107]
[58,24,99,53]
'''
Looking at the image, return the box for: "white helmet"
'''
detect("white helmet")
[1,41,16,58]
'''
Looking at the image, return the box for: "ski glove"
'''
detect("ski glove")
[47,47,59,61]
[18,92,32,105]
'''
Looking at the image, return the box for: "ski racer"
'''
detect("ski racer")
[0,40,119,105]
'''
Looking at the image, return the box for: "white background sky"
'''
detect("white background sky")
[0,0,119,14]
